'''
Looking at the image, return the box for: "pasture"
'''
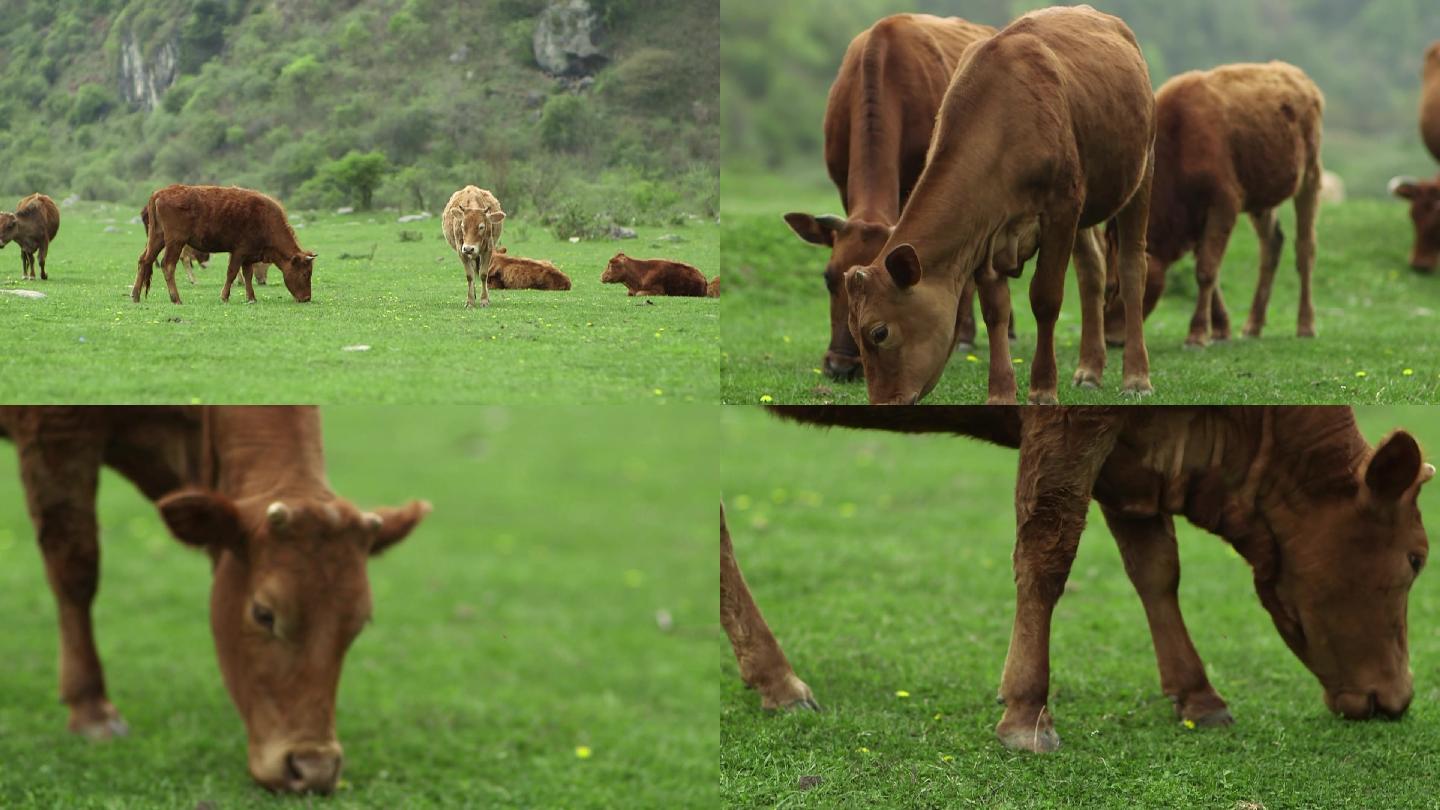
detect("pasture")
[0,203,719,404]
[0,406,717,809]
[719,406,1440,807]
[721,173,1440,404]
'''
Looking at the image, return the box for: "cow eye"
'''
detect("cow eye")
[870,324,890,346]
[251,603,276,632]
[1409,553,1425,575]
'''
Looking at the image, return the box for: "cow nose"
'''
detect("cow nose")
[462,245,477,256]
[1374,678,1414,719]
[284,747,342,794]
[822,352,861,381]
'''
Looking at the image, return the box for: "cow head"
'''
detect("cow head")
[601,253,632,284]
[277,252,318,302]
[156,490,429,793]
[844,243,958,404]
[1257,430,1430,720]
[458,208,505,259]
[0,212,16,247]
[1390,176,1440,273]
[783,213,894,381]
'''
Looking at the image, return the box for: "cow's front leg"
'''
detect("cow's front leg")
[220,254,243,303]
[996,412,1118,752]
[17,435,128,740]
[477,253,492,308]
[1102,507,1232,726]
[720,505,817,711]
[977,270,1016,404]
[240,260,257,303]
[464,257,477,309]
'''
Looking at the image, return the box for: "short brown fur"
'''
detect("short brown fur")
[1390,42,1440,272]
[486,248,571,291]
[600,253,709,297]
[0,193,60,280]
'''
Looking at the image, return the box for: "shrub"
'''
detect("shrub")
[69,84,116,125]
[539,94,597,153]
[599,48,688,113]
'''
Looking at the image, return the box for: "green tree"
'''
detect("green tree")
[319,150,390,210]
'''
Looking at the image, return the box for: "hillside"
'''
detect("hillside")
[0,0,718,232]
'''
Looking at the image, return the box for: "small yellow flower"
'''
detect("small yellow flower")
[1404,368,1415,377]
[783,335,792,344]
[1013,358,1024,364]
[857,746,870,754]
[1355,371,1368,378]
[760,394,774,403]
[653,388,664,396]
[933,713,943,721]
[813,368,823,375]
[940,754,955,763]
[966,354,980,363]
[575,746,593,759]
[895,690,910,699]
[1182,719,1196,730]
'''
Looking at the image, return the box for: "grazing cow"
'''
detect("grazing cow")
[1390,42,1440,273]
[179,245,210,284]
[1101,62,1325,347]
[441,185,506,309]
[133,185,316,304]
[726,406,1430,753]
[707,276,720,298]
[0,193,60,280]
[843,6,1156,405]
[487,247,571,291]
[783,14,996,381]
[600,253,708,297]
[0,406,428,793]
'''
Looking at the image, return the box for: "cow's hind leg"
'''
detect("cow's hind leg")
[131,219,165,302]
[220,253,243,303]
[977,270,1017,404]
[1292,162,1321,338]
[238,257,257,303]
[183,257,197,285]
[1186,205,1237,348]
[1115,154,1155,394]
[1241,209,1285,338]
[1026,207,1081,404]
[38,239,49,280]
[1071,227,1107,389]
[956,279,979,353]
[996,412,1119,753]
[1103,507,1232,727]
[16,432,127,739]
[721,504,816,711]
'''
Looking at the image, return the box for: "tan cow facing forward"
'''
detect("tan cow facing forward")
[0,193,60,280]
[442,186,506,308]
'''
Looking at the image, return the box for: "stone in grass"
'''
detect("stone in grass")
[0,289,46,299]
[796,775,823,790]
[341,344,371,352]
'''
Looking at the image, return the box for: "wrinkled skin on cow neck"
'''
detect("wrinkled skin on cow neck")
[766,405,1429,749]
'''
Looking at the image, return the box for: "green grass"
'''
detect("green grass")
[0,406,717,809]
[721,170,1440,404]
[719,406,1440,807]
[0,203,718,404]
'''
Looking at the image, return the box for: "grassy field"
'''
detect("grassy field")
[719,406,1440,808]
[0,407,717,809]
[721,171,1440,404]
[0,203,718,404]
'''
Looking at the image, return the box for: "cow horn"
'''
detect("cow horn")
[1422,463,1436,485]
[362,511,384,532]
[1388,176,1419,197]
[815,214,848,231]
[266,501,291,529]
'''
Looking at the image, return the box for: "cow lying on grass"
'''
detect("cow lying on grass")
[601,253,711,297]
[1102,62,1325,347]
[1390,41,1440,273]
[725,406,1429,752]
[442,185,506,309]
[782,14,996,381]
[133,185,316,304]
[0,193,60,280]
[842,6,1157,405]
[707,276,720,298]
[487,248,571,291]
[0,406,429,793]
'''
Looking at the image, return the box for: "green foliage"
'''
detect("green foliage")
[600,47,689,112]
[539,93,598,153]
[68,84,117,126]
[311,149,390,210]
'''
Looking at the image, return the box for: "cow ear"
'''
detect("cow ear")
[368,500,431,556]
[1389,177,1421,200]
[1365,431,1426,501]
[883,244,923,289]
[157,490,246,552]
[784,213,844,247]
[488,211,506,224]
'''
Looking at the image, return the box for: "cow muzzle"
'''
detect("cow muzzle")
[461,244,479,257]
[823,351,862,381]
[252,741,344,794]
[1325,680,1414,720]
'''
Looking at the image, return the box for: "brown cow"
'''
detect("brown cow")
[1390,42,1440,272]
[726,406,1430,753]
[442,185,506,309]
[707,276,720,298]
[600,253,709,297]
[487,247,571,291]
[0,193,60,280]
[132,185,316,305]
[1101,62,1325,347]
[783,14,996,381]
[843,6,1156,405]
[0,406,428,793]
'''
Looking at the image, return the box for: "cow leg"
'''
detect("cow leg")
[240,259,257,303]
[22,250,32,279]
[956,279,979,353]
[38,239,49,280]
[1103,507,1232,726]
[155,242,184,304]
[1292,163,1321,338]
[720,505,817,711]
[1071,227,1107,389]
[995,412,1118,752]
[1209,284,1231,341]
[464,257,476,309]
[1241,209,1284,338]
[1185,206,1237,348]
[1115,154,1154,394]
[220,254,243,303]
[977,270,1017,404]
[1026,208,1081,405]
[477,254,492,308]
[132,214,164,303]
[16,435,128,739]
[183,258,197,285]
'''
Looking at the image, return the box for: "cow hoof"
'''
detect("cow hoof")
[69,704,129,741]
[956,341,976,354]
[1211,332,1230,343]
[1072,369,1101,389]
[1187,706,1234,727]
[479,300,491,309]
[1182,338,1208,350]
[1027,392,1060,406]
[986,395,1019,405]
[760,672,819,712]
[1296,327,1316,339]
[996,725,1061,753]
[1121,377,1154,397]
[1242,326,1262,339]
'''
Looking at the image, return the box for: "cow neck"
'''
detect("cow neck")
[843,30,904,224]
[204,407,333,506]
